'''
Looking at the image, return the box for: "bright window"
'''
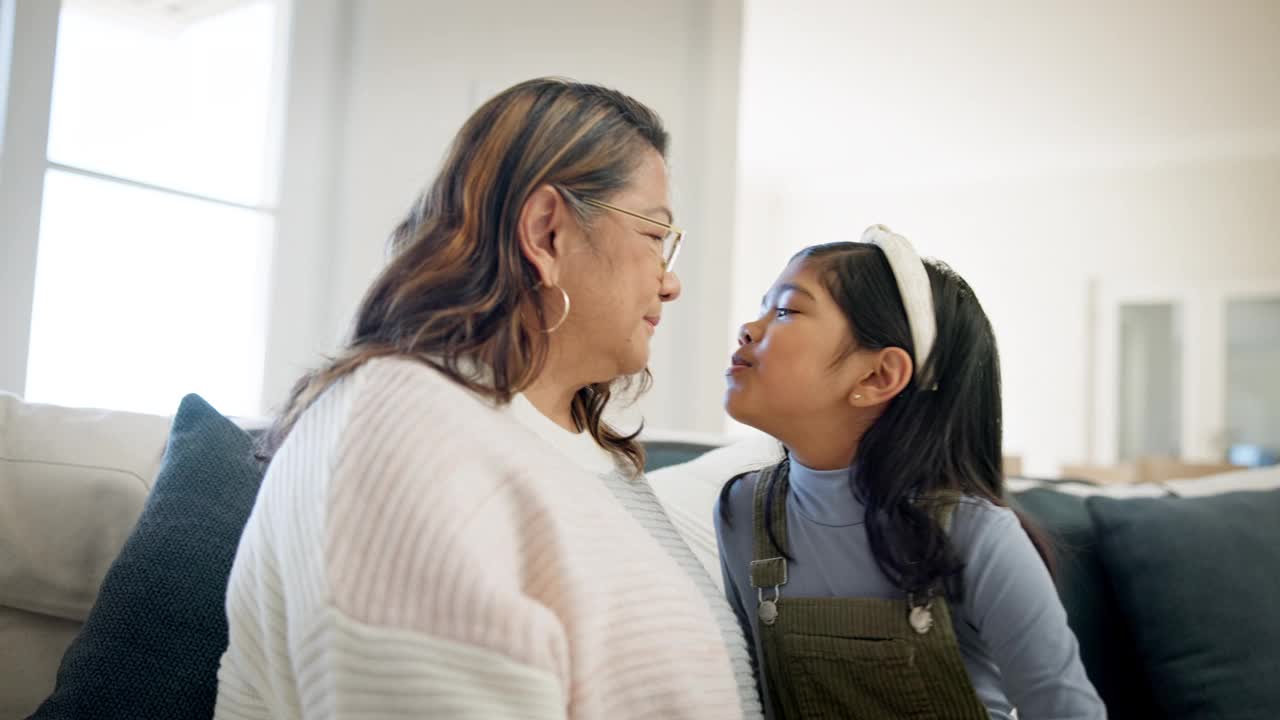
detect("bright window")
[24,0,284,416]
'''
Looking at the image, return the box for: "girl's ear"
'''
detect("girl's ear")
[849,346,913,407]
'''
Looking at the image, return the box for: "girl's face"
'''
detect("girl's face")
[724,258,867,436]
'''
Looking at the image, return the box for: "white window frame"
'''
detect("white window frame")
[0,0,348,413]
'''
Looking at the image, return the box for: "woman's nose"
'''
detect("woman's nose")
[659,270,682,302]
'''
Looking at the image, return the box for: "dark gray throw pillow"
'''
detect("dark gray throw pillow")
[30,394,265,720]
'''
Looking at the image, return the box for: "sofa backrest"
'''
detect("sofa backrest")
[0,393,171,718]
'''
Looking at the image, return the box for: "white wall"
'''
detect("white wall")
[735,0,1280,474]
[260,0,349,414]
[314,0,743,433]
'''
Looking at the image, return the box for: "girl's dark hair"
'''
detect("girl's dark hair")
[719,242,1053,600]
[259,78,667,472]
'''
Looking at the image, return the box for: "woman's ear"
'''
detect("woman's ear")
[848,346,914,407]
[518,184,568,287]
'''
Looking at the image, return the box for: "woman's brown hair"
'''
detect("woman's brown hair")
[259,78,668,471]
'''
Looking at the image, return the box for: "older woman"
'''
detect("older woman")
[213,78,760,720]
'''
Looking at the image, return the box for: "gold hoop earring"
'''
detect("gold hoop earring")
[542,284,571,334]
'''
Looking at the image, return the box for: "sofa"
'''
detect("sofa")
[3,391,1279,719]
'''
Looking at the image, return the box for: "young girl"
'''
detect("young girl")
[715,226,1105,719]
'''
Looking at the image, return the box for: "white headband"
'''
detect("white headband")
[861,224,937,389]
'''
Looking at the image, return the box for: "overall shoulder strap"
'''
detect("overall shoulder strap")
[750,469,790,589]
